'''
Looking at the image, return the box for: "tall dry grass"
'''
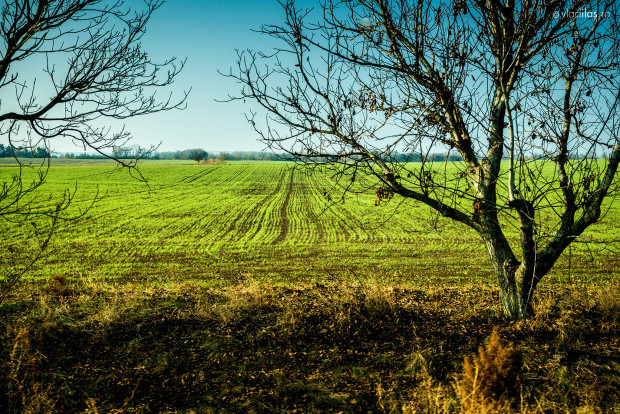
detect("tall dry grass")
[457,328,522,413]
[0,277,618,413]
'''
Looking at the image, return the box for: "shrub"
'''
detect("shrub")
[459,328,522,413]
[45,274,73,298]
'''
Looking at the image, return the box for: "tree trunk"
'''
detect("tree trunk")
[497,264,535,320]
[481,224,538,320]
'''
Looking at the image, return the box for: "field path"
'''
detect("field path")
[274,168,294,244]
[246,167,288,242]
[176,165,223,183]
[218,165,285,242]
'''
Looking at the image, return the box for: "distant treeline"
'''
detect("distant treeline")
[213,151,293,161]
[304,152,464,163]
[0,146,465,162]
[383,152,464,163]
[57,148,209,160]
[211,152,465,162]
[61,148,209,160]
[59,150,296,161]
[0,144,51,158]
[54,149,282,161]
[11,145,598,163]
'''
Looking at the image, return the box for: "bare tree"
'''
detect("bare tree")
[0,0,186,301]
[229,0,620,319]
[188,148,208,162]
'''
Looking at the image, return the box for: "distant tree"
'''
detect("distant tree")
[232,0,620,319]
[218,152,227,162]
[34,147,50,158]
[0,0,186,303]
[113,146,133,159]
[188,149,209,162]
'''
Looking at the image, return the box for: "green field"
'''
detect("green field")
[1,159,618,287]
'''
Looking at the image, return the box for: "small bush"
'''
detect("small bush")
[459,328,522,413]
[44,274,73,298]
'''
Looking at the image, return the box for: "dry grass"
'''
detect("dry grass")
[44,274,74,298]
[458,328,522,413]
[0,280,618,413]
[594,284,620,320]
[198,158,225,165]
[5,327,58,413]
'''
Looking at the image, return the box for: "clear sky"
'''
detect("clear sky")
[116,0,297,153]
[12,1,313,154]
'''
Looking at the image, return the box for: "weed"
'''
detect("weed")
[595,284,620,320]
[458,328,522,413]
[5,327,58,413]
[44,274,73,298]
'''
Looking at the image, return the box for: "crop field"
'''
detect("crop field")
[1,159,619,287]
[1,159,619,413]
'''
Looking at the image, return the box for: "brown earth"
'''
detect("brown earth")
[0,279,618,413]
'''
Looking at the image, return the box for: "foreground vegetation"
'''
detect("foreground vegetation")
[1,279,619,412]
[1,160,619,412]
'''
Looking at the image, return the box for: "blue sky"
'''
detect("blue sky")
[0,1,298,154]
[7,0,312,154]
[5,1,618,155]
[117,0,298,153]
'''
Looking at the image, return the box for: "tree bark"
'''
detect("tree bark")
[497,262,536,320]
[478,197,539,320]
[483,244,536,319]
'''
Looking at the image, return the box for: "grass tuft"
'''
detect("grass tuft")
[458,328,522,413]
[44,274,73,298]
